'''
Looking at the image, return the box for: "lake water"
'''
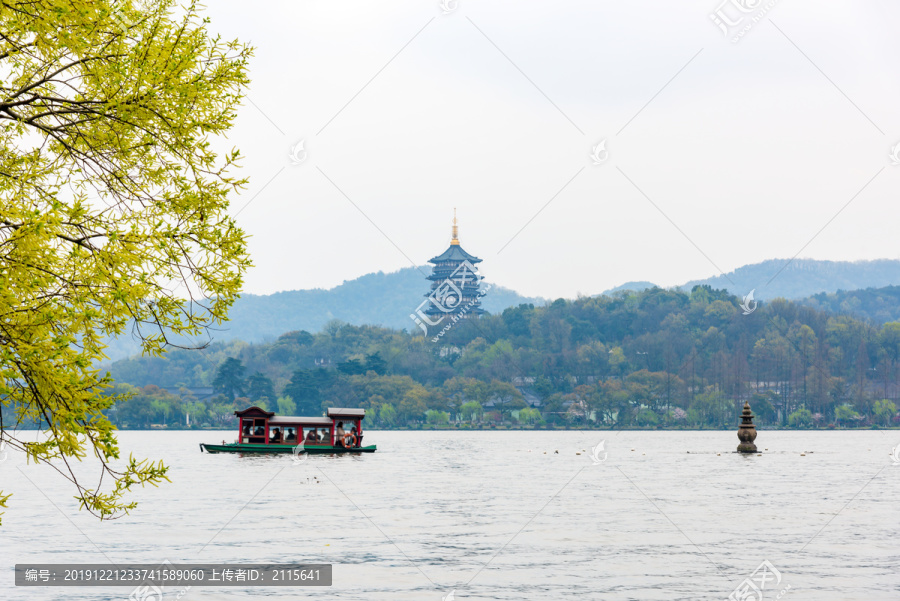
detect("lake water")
[1,430,898,600]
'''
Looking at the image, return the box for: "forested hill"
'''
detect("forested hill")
[103,285,900,430]
[224,267,545,337]
[682,258,900,300]
[102,267,545,360]
[102,259,900,362]
[797,285,900,326]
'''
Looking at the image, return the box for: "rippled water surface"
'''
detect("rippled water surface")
[1,430,899,600]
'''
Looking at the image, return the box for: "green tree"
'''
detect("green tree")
[879,323,900,364]
[213,358,246,400]
[150,399,172,424]
[517,407,542,425]
[246,372,275,404]
[0,0,251,522]
[283,368,335,415]
[607,346,627,375]
[116,395,153,429]
[873,399,896,427]
[459,401,484,423]
[834,404,860,427]
[750,394,777,425]
[363,394,386,415]
[788,406,813,428]
[442,376,481,418]
[398,386,429,424]
[209,398,236,427]
[488,380,526,421]
[635,407,660,427]
[425,410,450,425]
[364,352,388,375]
[378,403,397,427]
[337,358,366,375]
[690,390,731,428]
[184,401,209,428]
[276,395,297,416]
[589,381,627,425]
[687,408,703,427]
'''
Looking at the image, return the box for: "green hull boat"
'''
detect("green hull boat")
[203,406,376,455]
[200,442,376,454]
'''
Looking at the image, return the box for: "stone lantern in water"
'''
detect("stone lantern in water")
[736,402,758,453]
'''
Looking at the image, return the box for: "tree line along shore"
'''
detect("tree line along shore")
[55,286,900,431]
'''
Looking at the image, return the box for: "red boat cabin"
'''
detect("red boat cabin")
[234,407,366,448]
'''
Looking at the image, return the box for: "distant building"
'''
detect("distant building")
[423,210,485,321]
[161,386,215,400]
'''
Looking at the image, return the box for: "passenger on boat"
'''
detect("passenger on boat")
[254,426,264,436]
[341,426,358,449]
[350,426,359,447]
[319,428,330,443]
[285,428,297,442]
[305,429,318,443]
[269,428,281,443]
[335,422,345,439]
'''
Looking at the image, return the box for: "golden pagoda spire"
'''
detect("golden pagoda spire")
[451,208,459,245]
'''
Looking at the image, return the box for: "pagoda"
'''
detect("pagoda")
[423,210,485,321]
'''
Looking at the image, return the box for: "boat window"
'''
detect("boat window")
[319,428,332,445]
[283,427,298,443]
[269,427,283,444]
[242,418,267,443]
[303,427,321,444]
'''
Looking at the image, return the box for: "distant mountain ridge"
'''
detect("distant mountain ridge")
[601,281,658,296]
[102,267,546,361]
[682,258,900,301]
[600,259,900,302]
[222,267,546,338]
[102,258,900,362]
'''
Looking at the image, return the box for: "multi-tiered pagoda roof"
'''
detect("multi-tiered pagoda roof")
[423,211,485,319]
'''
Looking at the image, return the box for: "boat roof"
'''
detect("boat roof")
[269,416,332,426]
[233,406,366,424]
[327,408,366,418]
[234,406,275,418]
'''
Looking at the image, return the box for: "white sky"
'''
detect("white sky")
[203,0,900,299]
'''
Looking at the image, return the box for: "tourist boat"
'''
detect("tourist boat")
[199,406,376,454]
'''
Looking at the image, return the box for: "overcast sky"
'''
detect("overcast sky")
[203,0,900,300]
